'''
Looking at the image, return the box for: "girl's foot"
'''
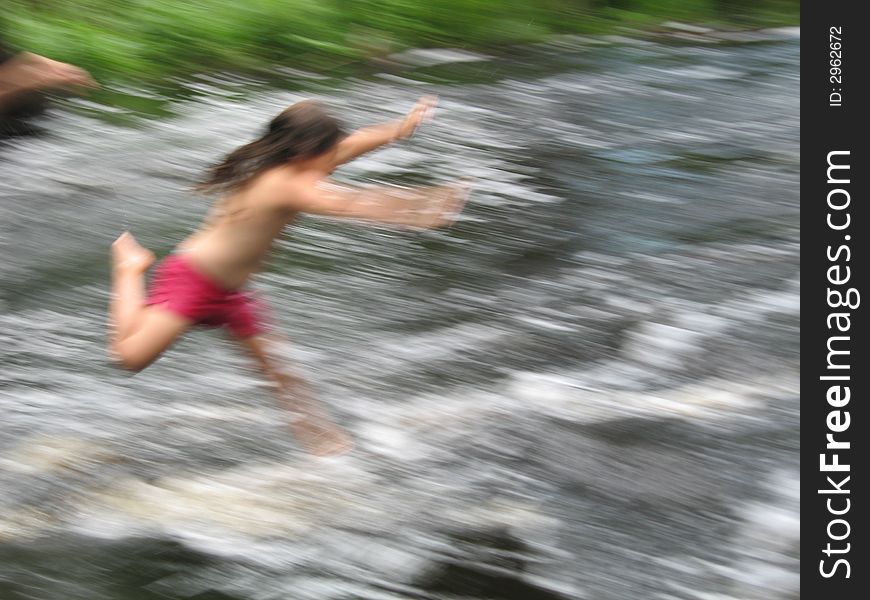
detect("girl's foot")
[289,413,354,457]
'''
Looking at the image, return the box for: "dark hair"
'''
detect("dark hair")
[196,100,345,194]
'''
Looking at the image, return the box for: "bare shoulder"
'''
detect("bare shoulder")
[241,168,305,208]
[269,168,330,212]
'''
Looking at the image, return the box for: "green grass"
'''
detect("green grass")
[3,1,799,86]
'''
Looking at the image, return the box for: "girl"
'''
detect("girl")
[109,96,468,456]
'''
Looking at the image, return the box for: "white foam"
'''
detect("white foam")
[388,48,493,67]
[660,66,745,81]
[660,470,800,599]
[622,322,705,370]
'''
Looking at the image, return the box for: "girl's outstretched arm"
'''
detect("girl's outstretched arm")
[291,178,469,229]
[332,96,437,167]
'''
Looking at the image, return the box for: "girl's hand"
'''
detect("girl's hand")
[395,95,437,141]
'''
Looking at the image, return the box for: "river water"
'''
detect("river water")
[0,29,799,600]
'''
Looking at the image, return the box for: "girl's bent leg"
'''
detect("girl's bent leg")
[109,232,191,371]
[235,334,352,456]
[112,308,193,372]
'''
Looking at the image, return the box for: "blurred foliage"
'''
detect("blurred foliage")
[3,1,798,83]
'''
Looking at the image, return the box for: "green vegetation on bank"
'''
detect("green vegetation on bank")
[4,1,799,84]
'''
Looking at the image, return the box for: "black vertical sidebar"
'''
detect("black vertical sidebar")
[802,1,868,597]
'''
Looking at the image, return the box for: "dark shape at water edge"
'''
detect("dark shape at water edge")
[185,592,247,600]
[0,535,220,600]
[410,528,574,600]
[414,562,572,600]
[0,529,576,600]
[0,91,47,141]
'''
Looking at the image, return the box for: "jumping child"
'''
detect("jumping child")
[108,96,467,456]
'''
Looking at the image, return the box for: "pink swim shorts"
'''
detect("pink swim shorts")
[146,253,269,338]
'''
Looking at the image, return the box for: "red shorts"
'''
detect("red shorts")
[146,253,268,338]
